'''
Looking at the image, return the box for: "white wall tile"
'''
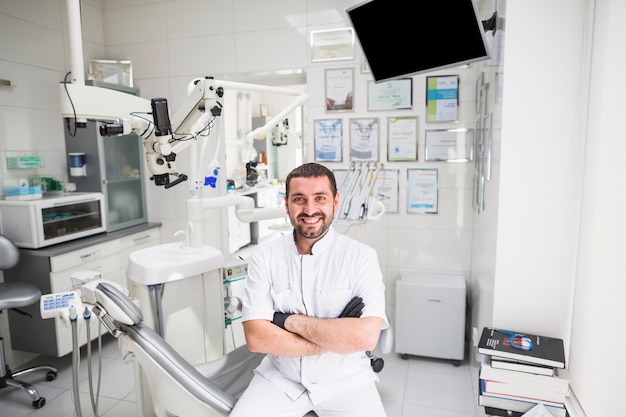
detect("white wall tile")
[166,0,234,38]
[169,34,236,78]
[0,15,65,71]
[104,3,168,44]
[82,0,104,8]
[436,163,474,189]
[469,229,498,276]
[81,40,107,64]
[132,76,172,104]
[387,228,473,272]
[104,0,161,9]
[0,108,65,150]
[81,2,105,44]
[233,0,307,32]
[306,0,360,26]
[0,0,65,31]
[234,27,308,73]
[0,62,64,110]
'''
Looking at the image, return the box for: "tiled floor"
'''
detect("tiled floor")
[0,333,484,417]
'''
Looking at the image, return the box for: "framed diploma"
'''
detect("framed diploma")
[407,168,439,214]
[314,119,343,162]
[387,116,418,161]
[374,169,400,213]
[426,75,459,123]
[325,68,354,112]
[349,118,379,161]
[367,78,412,111]
[424,128,473,162]
[310,28,355,62]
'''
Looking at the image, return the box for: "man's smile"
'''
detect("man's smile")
[300,216,321,224]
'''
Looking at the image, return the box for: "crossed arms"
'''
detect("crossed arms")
[243,297,384,356]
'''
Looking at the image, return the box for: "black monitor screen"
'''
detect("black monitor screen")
[346,0,491,82]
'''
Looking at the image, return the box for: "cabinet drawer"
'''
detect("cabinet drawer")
[49,240,121,272]
[50,254,120,293]
[119,227,160,250]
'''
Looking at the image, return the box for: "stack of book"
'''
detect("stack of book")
[477,327,568,417]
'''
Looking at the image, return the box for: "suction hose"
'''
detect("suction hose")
[70,307,82,417]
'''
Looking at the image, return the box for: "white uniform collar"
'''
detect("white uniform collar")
[293,225,336,255]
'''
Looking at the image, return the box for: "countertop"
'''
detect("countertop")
[17,222,161,257]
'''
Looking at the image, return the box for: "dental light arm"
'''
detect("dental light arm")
[218,81,308,162]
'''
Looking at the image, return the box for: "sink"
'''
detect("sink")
[127,242,225,285]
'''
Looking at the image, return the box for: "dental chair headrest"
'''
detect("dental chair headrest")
[95,282,143,325]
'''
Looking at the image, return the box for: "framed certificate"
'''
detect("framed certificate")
[426,75,459,122]
[387,116,418,161]
[314,119,342,162]
[310,28,355,62]
[424,128,473,162]
[349,118,379,161]
[374,169,400,213]
[368,78,412,111]
[325,68,354,112]
[407,168,439,214]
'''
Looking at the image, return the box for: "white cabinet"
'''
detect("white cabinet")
[4,224,160,357]
[395,272,467,365]
[65,120,148,232]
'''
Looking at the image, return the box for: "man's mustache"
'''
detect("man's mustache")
[297,213,325,220]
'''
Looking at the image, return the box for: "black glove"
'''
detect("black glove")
[272,311,293,330]
[338,296,364,318]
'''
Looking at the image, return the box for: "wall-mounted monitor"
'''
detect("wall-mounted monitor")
[346,0,491,82]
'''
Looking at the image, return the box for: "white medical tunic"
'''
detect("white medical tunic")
[242,226,389,405]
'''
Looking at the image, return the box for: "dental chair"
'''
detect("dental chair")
[0,234,58,408]
[93,281,391,417]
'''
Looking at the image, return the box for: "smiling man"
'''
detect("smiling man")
[231,162,389,417]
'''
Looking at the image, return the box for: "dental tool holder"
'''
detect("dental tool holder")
[40,290,84,325]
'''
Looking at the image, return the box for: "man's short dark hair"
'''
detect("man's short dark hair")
[285,162,337,197]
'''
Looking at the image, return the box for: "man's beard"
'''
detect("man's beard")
[293,211,333,239]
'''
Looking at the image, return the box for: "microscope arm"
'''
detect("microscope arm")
[59,78,222,188]
[59,82,151,126]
